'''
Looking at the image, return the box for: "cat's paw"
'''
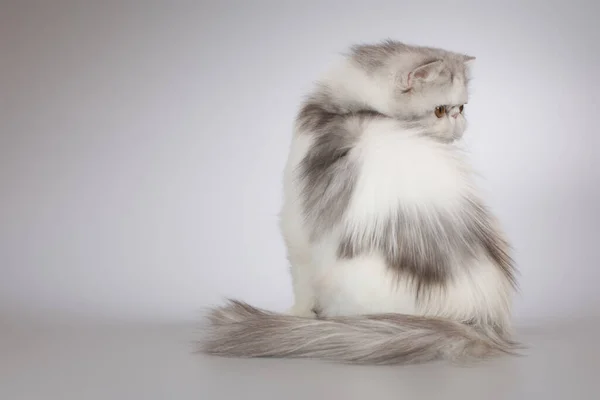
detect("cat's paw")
[287,305,317,318]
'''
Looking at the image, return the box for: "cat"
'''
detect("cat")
[200,40,519,365]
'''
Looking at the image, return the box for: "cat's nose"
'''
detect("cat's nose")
[451,113,459,119]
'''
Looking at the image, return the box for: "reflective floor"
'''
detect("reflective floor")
[1,318,598,400]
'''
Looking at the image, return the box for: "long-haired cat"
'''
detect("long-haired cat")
[200,40,519,365]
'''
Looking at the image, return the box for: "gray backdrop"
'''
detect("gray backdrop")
[1,0,598,325]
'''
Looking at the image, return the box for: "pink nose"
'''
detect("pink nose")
[451,113,459,119]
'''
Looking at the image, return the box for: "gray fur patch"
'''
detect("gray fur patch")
[464,198,516,285]
[337,198,516,298]
[297,100,384,239]
[350,39,409,71]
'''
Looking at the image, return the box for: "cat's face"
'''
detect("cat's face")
[351,41,473,142]
[394,58,471,142]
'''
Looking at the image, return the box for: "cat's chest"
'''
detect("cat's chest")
[347,132,470,219]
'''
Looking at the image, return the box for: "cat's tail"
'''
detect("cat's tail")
[198,299,521,365]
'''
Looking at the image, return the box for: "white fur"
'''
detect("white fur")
[347,118,469,222]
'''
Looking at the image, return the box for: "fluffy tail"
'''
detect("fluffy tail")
[199,300,521,365]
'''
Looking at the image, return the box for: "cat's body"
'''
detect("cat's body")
[202,40,519,364]
[281,124,513,325]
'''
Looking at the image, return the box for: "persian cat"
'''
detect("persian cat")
[201,40,519,364]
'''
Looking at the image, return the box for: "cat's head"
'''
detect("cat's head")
[345,40,475,142]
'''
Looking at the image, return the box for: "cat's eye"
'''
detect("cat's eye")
[459,105,464,113]
[434,106,446,118]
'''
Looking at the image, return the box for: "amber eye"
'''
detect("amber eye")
[434,106,446,118]
[459,104,465,113]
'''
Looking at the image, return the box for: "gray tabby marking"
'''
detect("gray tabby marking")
[297,99,383,239]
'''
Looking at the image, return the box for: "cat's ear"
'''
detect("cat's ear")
[403,60,444,89]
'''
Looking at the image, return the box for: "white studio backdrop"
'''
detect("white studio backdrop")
[1,1,598,325]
